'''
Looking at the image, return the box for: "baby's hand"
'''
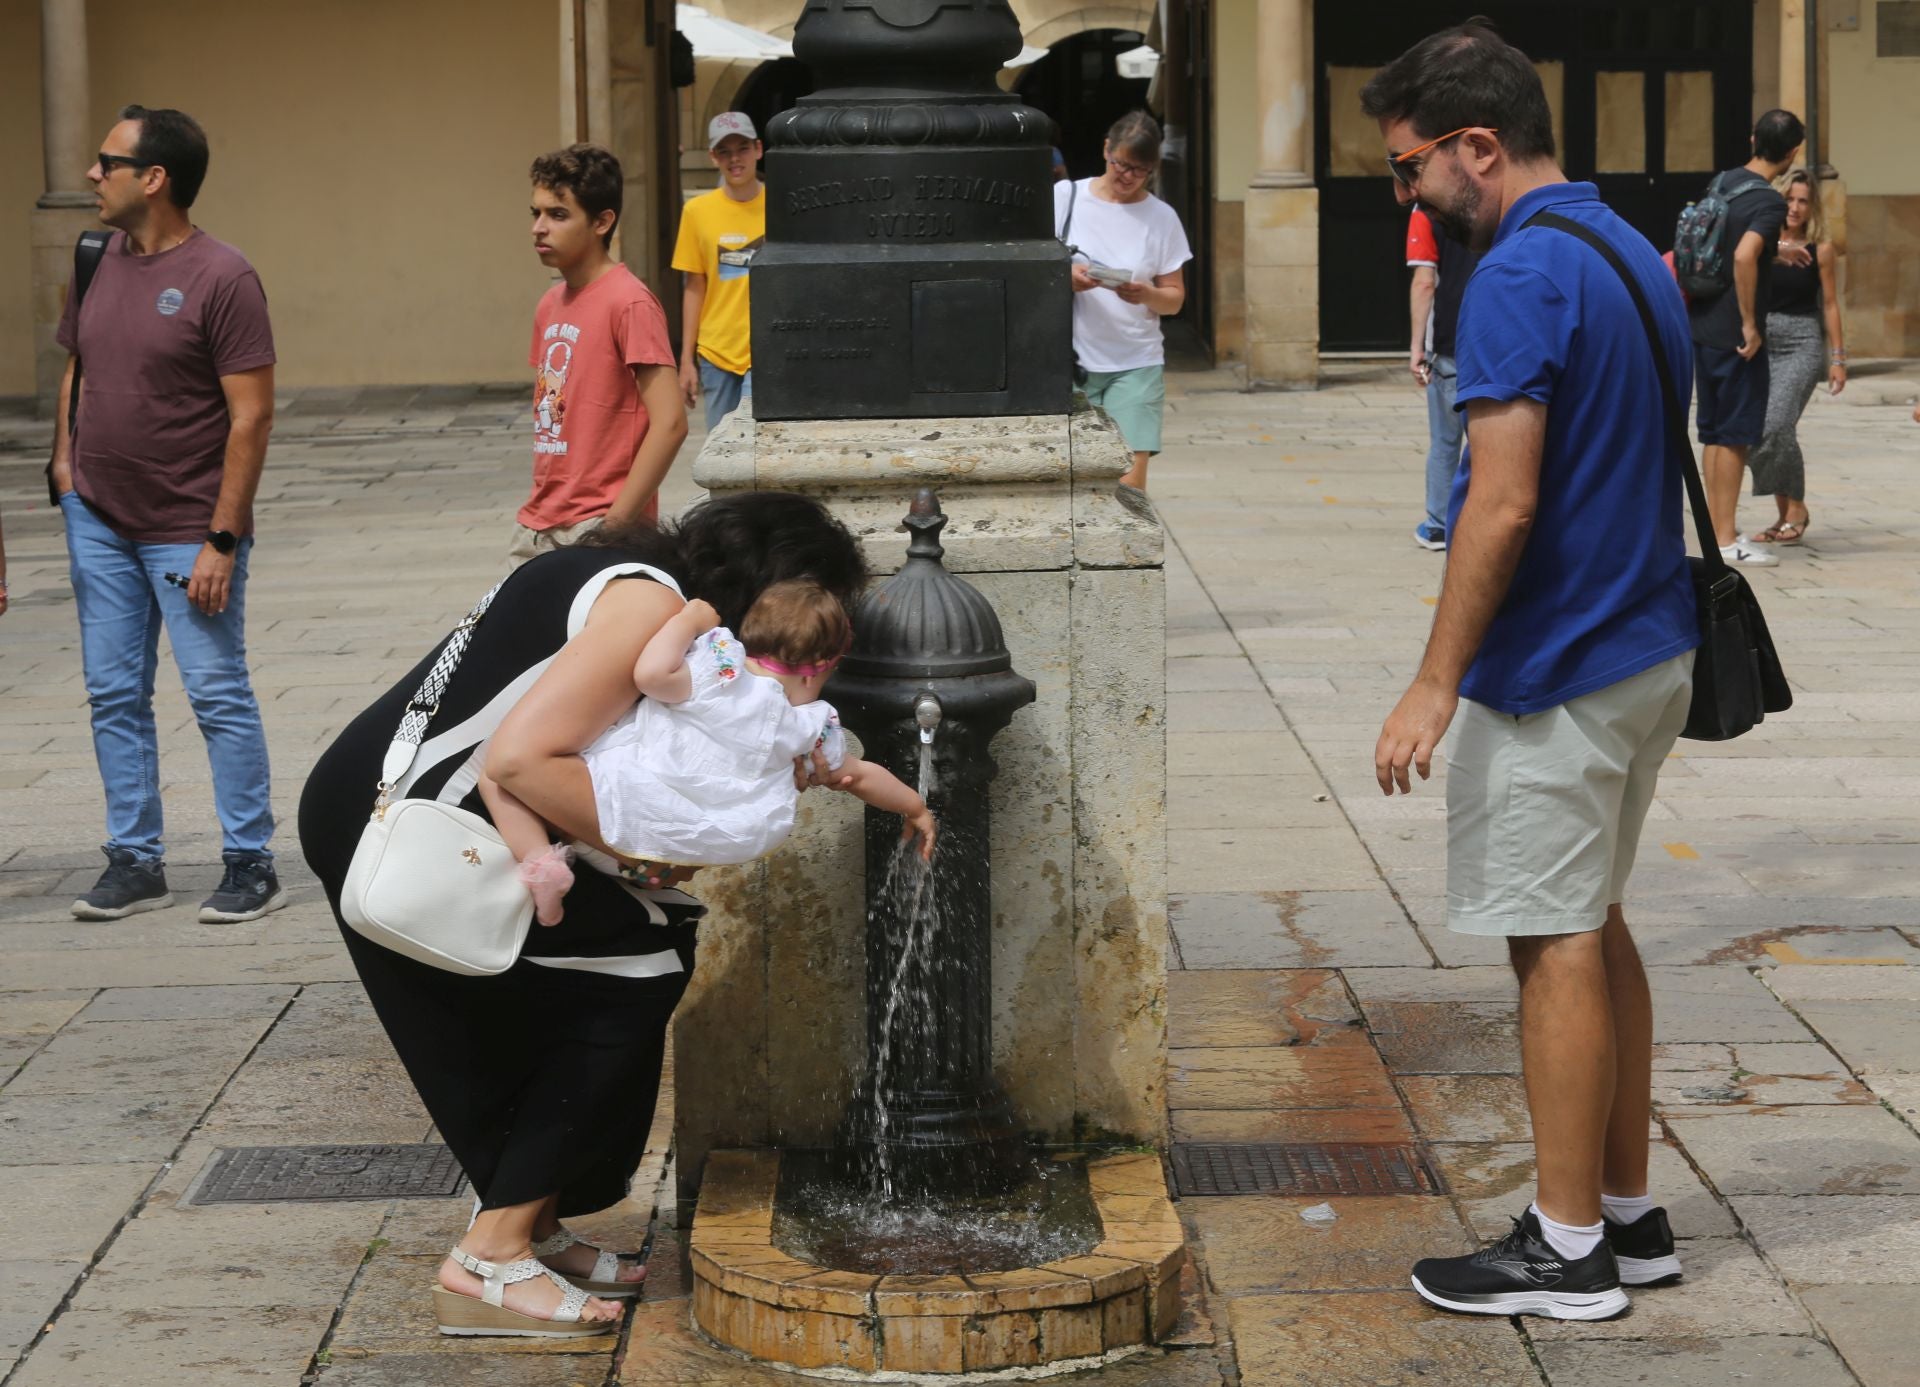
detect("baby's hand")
[901,803,937,861]
[683,597,721,632]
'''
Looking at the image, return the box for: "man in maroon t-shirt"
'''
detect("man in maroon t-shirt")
[49,104,287,925]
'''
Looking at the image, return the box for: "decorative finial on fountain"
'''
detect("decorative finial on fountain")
[904,487,947,563]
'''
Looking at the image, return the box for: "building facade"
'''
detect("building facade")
[9,0,678,405]
[7,0,1917,406]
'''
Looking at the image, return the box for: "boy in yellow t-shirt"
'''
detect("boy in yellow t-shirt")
[674,112,765,429]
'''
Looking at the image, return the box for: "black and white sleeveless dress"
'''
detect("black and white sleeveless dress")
[299,544,703,1217]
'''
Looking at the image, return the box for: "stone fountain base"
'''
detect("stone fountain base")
[690,1150,1185,1376]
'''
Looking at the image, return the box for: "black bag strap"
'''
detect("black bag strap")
[1062,176,1079,251]
[1522,209,1729,585]
[49,231,112,506]
[66,230,112,434]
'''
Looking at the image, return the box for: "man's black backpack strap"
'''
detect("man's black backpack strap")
[1522,208,1791,740]
[48,230,113,505]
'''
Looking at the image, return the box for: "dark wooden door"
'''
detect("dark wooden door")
[1314,1,1752,352]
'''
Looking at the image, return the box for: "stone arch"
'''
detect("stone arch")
[1016,4,1154,54]
[695,59,763,132]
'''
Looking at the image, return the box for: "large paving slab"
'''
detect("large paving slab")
[1796,1285,1920,1386]
[1662,1107,1920,1195]
[1730,1195,1920,1284]
[1530,1334,1858,1386]
[1226,1291,1538,1385]
[1185,1194,1472,1294]
[6,1304,339,1386]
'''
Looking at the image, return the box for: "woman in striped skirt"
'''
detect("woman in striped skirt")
[1749,170,1846,547]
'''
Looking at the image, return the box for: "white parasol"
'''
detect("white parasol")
[677,5,794,61]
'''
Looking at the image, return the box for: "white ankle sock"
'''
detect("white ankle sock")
[1601,1192,1655,1225]
[1529,1202,1603,1259]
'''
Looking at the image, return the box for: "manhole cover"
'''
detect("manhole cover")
[188,1144,468,1204]
[1170,1143,1444,1197]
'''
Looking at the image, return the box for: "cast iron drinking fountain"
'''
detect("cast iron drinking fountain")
[689,491,1184,1374]
[825,489,1033,1200]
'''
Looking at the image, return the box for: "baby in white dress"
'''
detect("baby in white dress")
[479,580,935,923]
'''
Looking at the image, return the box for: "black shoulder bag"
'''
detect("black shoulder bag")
[1060,179,1089,386]
[46,230,114,507]
[1524,210,1791,741]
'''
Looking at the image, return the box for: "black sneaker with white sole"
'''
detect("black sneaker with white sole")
[1604,1207,1682,1286]
[199,851,290,923]
[71,846,173,921]
[1411,1210,1629,1321]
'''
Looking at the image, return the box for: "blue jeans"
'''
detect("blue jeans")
[1423,354,1464,530]
[697,357,752,431]
[60,493,274,861]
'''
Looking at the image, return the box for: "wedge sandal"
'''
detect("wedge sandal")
[533,1228,647,1298]
[433,1246,616,1338]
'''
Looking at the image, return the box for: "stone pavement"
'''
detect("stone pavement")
[1,361,1917,1386]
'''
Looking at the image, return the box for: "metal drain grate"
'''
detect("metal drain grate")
[188,1144,468,1205]
[1170,1143,1445,1197]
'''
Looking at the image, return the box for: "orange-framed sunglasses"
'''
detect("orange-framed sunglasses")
[1387,126,1497,188]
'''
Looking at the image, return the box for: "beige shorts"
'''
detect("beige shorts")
[1446,651,1694,937]
[506,513,605,566]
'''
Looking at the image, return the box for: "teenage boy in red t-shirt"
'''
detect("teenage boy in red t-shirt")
[512,144,686,562]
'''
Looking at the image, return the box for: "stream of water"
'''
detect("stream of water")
[771,731,1101,1276]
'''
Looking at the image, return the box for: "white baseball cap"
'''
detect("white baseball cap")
[708,112,758,149]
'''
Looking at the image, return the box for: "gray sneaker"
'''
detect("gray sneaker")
[199,851,290,923]
[72,846,173,921]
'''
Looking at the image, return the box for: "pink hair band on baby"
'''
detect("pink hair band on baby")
[752,654,839,678]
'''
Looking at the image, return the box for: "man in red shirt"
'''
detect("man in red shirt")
[512,145,686,562]
[1405,204,1480,551]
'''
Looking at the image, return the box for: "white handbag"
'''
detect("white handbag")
[338,562,684,975]
[341,800,531,975]
[340,579,534,975]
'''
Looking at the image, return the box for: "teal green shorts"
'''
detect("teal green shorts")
[1082,364,1166,454]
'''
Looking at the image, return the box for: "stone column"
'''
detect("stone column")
[32,0,99,414]
[1778,0,1807,132]
[607,0,677,330]
[1243,0,1318,389]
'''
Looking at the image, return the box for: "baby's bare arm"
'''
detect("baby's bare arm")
[838,758,918,815]
[477,769,561,862]
[838,758,937,859]
[632,598,719,703]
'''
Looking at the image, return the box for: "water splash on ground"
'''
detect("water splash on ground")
[773,1149,1100,1276]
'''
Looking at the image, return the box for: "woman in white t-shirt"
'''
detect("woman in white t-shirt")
[1053,111,1194,494]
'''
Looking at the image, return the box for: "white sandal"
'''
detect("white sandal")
[432,1246,616,1338]
[533,1228,647,1298]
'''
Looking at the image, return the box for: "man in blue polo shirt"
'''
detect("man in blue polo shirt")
[1363,21,1698,1321]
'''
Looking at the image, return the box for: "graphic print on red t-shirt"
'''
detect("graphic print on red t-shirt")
[534,326,575,454]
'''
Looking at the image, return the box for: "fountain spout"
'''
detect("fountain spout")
[826,488,1036,1193]
[914,693,942,746]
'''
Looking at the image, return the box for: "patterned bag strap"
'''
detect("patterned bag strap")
[373,579,506,812]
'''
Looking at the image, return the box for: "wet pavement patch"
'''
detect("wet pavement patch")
[1170,1143,1445,1197]
[184,1143,467,1205]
